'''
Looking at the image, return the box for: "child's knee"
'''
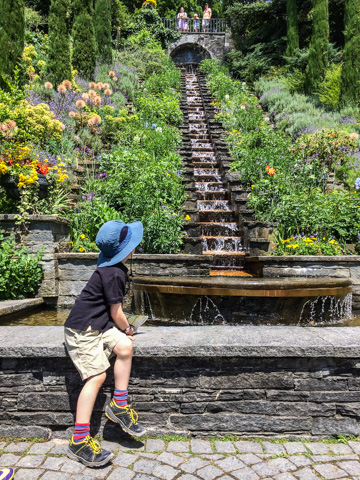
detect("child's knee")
[113,337,133,358]
[87,371,106,386]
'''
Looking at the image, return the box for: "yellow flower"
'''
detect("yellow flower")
[79,247,84,252]
[185,215,191,221]
[80,234,86,239]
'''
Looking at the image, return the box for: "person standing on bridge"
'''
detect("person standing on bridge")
[202,3,212,32]
[193,13,200,33]
[177,7,188,32]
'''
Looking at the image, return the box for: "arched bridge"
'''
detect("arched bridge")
[162,18,234,64]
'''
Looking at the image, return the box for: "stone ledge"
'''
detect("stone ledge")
[0,298,44,318]
[253,256,360,263]
[1,325,360,358]
[0,214,71,225]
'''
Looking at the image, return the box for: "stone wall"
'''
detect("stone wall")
[168,34,228,62]
[248,256,360,312]
[0,215,70,300]
[1,325,360,439]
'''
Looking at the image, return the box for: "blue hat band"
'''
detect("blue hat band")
[107,226,132,259]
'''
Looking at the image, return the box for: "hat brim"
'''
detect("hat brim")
[97,221,143,267]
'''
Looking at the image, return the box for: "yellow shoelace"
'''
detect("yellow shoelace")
[125,405,139,425]
[86,437,101,454]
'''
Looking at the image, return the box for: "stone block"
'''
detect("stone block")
[170,414,312,433]
[0,425,51,439]
[312,417,360,436]
[198,373,294,390]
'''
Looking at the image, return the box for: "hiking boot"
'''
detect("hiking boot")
[67,436,114,467]
[0,468,14,480]
[105,400,147,437]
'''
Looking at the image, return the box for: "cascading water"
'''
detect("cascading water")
[185,72,246,258]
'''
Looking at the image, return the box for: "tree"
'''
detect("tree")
[340,0,360,105]
[0,0,25,78]
[47,0,72,85]
[72,0,97,80]
[286,0,299,56]
[95,0,113,63]
[305,0,329,93]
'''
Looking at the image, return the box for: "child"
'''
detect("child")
[193,13,200,33]
[64,220,146,467]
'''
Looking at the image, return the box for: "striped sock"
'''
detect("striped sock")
[113,389,128,407]
[73,423,90,443]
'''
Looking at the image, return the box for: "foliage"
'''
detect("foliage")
[122,8,180,49]
[47,0,72,86]
[286,0,299,56]
[25,6,46,32]
[95,0,113,64]
[317,63,342,109]
[0,0,25,79]
[255,77,360,138]
[72,2,97,80]
[0,100,65,144]
[202,58,360,247]
[273,232,345,255]
[0,231,44,300]
[340,0,360,106]
[305,0,329,93]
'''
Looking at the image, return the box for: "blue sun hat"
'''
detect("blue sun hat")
[96,220,143,267]
[0,468,14,480]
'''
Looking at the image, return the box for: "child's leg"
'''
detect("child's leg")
[113,335,133,390]
[105,334,147,437]
[76,372,107,424]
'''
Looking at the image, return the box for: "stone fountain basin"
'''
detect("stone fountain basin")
[133,276,352,297]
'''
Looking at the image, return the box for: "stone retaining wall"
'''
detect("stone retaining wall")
[0,326,360,439]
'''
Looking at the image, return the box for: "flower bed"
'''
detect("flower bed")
[201,59,360,254]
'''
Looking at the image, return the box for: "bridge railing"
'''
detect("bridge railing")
[162,17,226,34]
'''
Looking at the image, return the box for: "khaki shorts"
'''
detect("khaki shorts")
[64,327,125,381]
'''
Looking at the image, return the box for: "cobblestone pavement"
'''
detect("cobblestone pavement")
[2,437,360,480]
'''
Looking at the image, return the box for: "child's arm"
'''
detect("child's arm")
[110,303,135,336]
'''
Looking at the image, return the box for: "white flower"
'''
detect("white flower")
[133,136,140,142]
[264,116,270,122]
[156,127,163,133]
[224,94,230,101]
[240,105,246,110]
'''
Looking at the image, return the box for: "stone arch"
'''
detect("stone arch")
[170,42,212,65]
[168,34,225,64]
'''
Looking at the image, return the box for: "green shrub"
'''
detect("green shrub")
[135,93,182,127]
[317,64,342,109]
[0,232,44,300]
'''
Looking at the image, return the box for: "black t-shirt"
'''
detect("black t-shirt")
[64,262,128,333]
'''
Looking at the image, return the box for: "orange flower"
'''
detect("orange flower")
[265,165,270,172]
[267,168,276,176]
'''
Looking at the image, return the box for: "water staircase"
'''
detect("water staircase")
[179,64,255,276]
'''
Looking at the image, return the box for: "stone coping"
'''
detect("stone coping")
[0,214,71,225]
[252,256,360,263]
[55,253,360,263]
[0,298,44,318]
[1,325,360,358]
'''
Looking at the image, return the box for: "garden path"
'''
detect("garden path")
[2,436,360,479]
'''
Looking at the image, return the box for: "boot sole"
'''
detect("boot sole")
[67,448,114,467]
[105,405,147,438]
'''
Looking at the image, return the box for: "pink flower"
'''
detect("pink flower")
[76,100,86,109]
[109,71,115,77]
[82,93,89,101]
[44,82,53,89]
[103,83,109,89]
[350,133,359,140]
[88,89,97,98]
[69,111,76,118]
[62,80,72,90]
[113,76,118,82]
[88,115,101,126]
[104,88,112,96]
[96,82,103,90]
[89,82,96,89]
[57,84,66,94]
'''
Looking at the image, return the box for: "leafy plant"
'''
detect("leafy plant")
[0,231,44,299]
